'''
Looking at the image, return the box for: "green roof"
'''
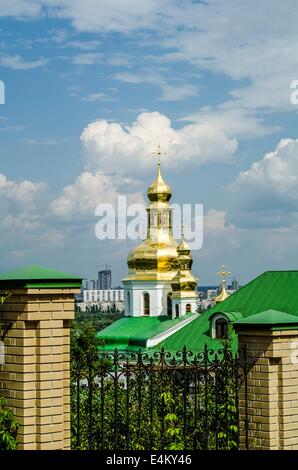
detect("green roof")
[0,264,82,288]
[155,310,237,354]
[98,271,298,354]
[234,309,298,327]
[97,314,197,351]
[208,271,298,318]
[157,271,298,353]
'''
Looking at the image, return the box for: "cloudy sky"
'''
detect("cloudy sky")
[1,0,298,285]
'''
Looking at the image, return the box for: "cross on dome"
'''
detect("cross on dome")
[152,145,166,165]
[217,265,232,286]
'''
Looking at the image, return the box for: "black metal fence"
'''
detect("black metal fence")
[71,346,248,450]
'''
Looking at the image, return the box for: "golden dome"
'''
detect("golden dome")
[147,162,172,203]
[123,161,178,282]
[171,268,197,293]
[171,226,198,294]
[214,282,229,303]
[177,227,191,256]
[215,265,231,303]
[125,237,179,281]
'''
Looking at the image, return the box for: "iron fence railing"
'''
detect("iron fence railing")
[71,345,248,450]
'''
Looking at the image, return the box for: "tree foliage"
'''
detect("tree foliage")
[70,349,240,450]
[0,396,19,450]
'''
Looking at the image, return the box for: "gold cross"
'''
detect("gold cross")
[152,145,166,165]
[217,265,231,285]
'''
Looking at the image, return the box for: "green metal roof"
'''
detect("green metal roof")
[155,310,237,353]
[97,314,197,350]
[207,271,298,318]
[0,264,82,288]
[217,311,243,322]
[234,309,298,326]
[98,271,298,354]
[157,271,298,353]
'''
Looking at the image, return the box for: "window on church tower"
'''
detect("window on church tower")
[143,293,150,316]
[175,304,179,318]
[186,304,191,313]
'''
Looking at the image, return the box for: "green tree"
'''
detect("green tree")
[0,398,19,450]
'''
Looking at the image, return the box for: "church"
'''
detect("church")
[98,159,225,351]
[98,161,298,353]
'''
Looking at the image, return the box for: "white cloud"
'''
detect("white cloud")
[204,209,233,232]
[39,230,65,246]
[0,0,42,18]
[114,70,198,102]
[49,0,166,33]
[64,39,101,50]
[230,138,298,200]
[50,171,143,217]
[0,173,46,207]
[50,111,236,218]
[80,111,237,175]
[181,104,279,139]
[0,173,46,233]
[114,71,144,84]
[3,1,297,115]
[159,2,298,112]
[72,52,102,65]
[106,54,132,67]
[24,138,59,145]
[82,92,116,102]
[0,125,25,132]
[0,54,47,70]
[160,84,198,101]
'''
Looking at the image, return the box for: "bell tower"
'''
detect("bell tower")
[171,225,198,318]
[122,148,179,317]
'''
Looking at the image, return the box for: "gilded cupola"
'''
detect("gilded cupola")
[214,265,231,303]
[171,226,198,294]
[147,162,172,203]
[123,160,179,282]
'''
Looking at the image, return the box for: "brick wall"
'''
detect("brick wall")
[238,328,298,450]
[0,287,79,450]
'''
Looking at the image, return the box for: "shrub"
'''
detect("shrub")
[0,397,19,450]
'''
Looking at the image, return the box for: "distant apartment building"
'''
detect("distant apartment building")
[88,279,96,290]
[231,277,239,291]
[79,287,124,313]
[97,267,112,290]
[83,288,124,303]
[207,289,218,299]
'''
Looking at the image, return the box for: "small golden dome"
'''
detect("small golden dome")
[177,231,191,256]
[171,226,197,292]
[147,162,172,203]
[214,282,229,303]
[171,268,197,293]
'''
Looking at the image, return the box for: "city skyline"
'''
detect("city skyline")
[1,1,298,285]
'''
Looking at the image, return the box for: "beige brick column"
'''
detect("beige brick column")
[0,286,80,450]
[236,327,298,450]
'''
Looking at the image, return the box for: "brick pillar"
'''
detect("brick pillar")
[236,327,298,450]
[0,286,80,450]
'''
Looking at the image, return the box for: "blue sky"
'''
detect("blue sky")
[1,0,298,285]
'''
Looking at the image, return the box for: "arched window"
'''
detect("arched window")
[214,317,228,339]
[143,293,150,316]
[175,304,180,318]
[127,291,131,315]
[185,303,191,313]
[167,293,172,316]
